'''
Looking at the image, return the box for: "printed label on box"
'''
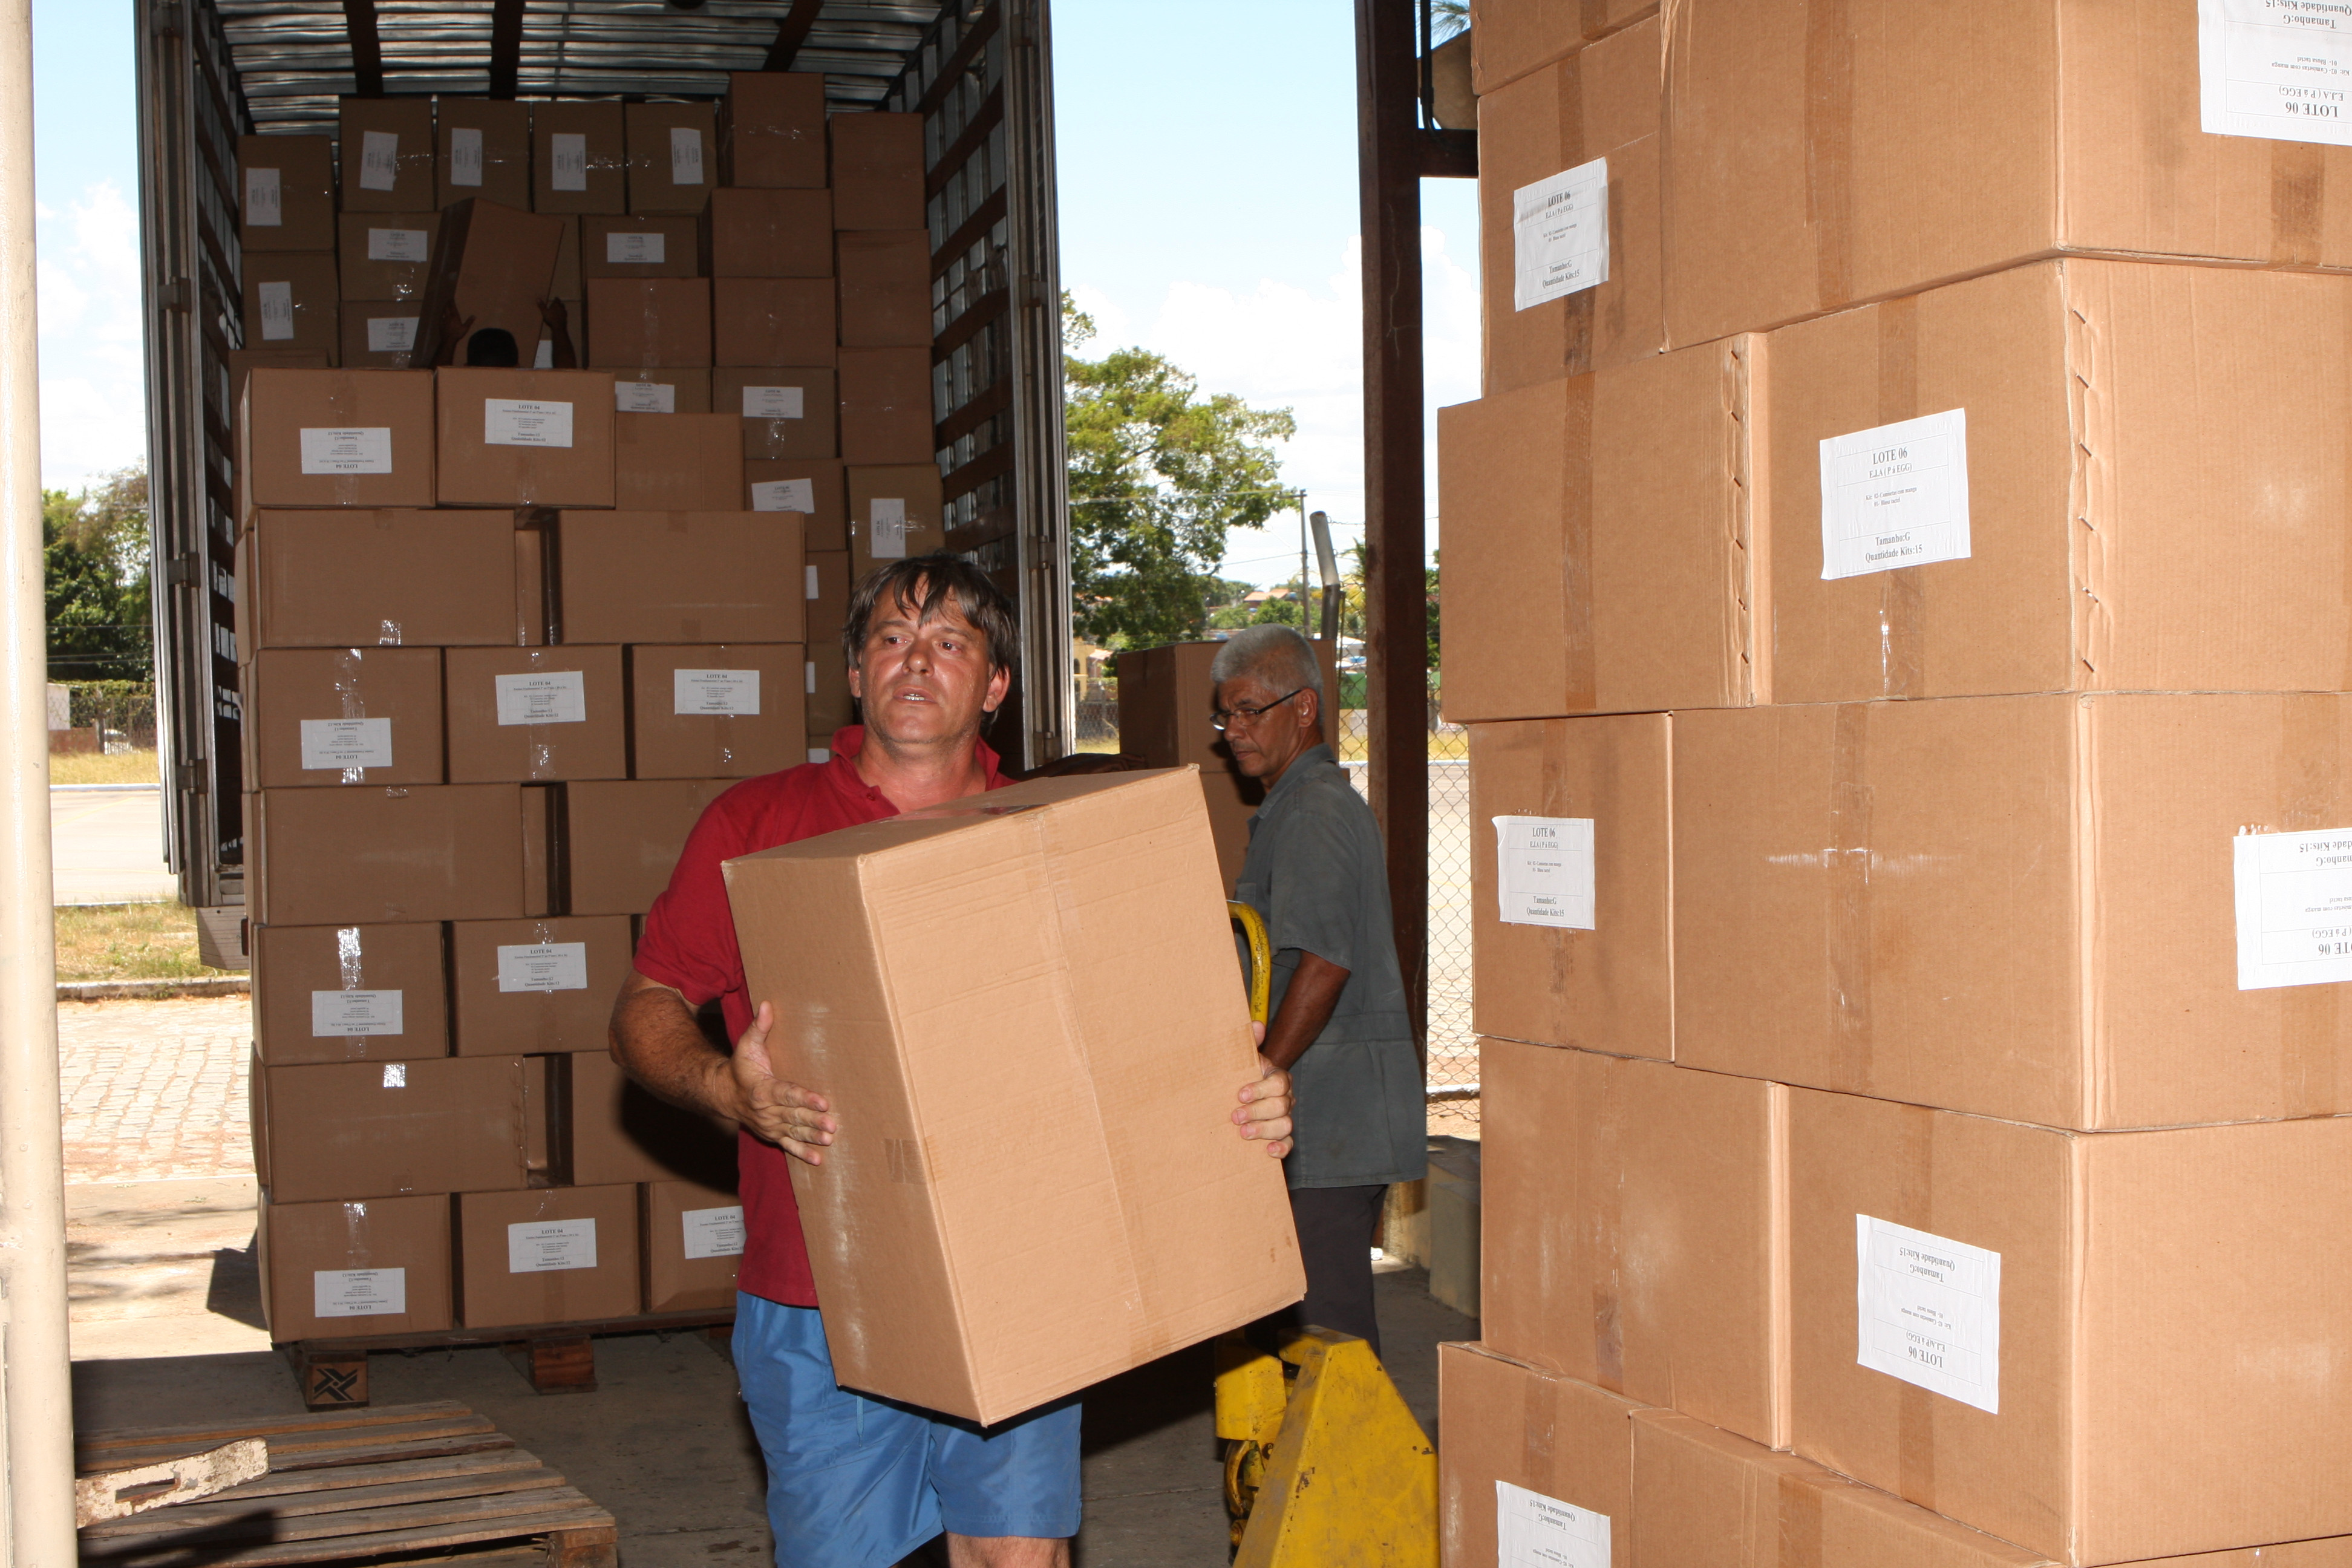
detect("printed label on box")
[298,427,394,475]
[495,941,590,993]
[615,379,676,414]
[2233,826,2352,988]
[807,746,829,765]
[310,988,403,1038]
[366,316,419,354]
[550,131,588,191]
[313,1267,406,1318]
[674,668,760,716]
[742,385,805,420]
[299,716,394,771]
[682,1206,745,1259]
[494,670,587,726]
[257,279,295,341]
[244,165,282,226]
[2201,0,2352,145]
[1492,815,1595,929]
[483,398,575,449]
[805,564,820,599]
[508,1218,598,1273]
[1496,1480,1609,1568]
[805,661,816,694]
[449,125,485,186]
[1513,155,1609,312]
[670,125,705,185]
[605,230,666,265]
[1818,408,1971,581]
[869,498,909,559]
[751,478,814,514]
[367,226,430,264]
[533,336,554,370]
[1855,1214,2001,1414]
[359,129,399,192]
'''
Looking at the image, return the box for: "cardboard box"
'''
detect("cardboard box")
[1111,641,1338,775]
[436,97,531,211]
[1468,716,1671,1056]
[227,349,333,410]
[627,642,807,780]
[433,367,616,509]
[239,132,336,252]
[580,214,701,280]
[805,550,854,731]
[444,645,628,783]
[597,368,713,416]
[238,509,514,652]
[720,71,827,188]
[724,769,1305,1423]
[828,111,926,231]
[243,645,444,789]
[1436,334,1764,724]
[1674,692,2352,1131]
[1195,766,1261,897]
[259,1055,529,1202]
[642,1178,743,1312]
[557,511,805,645]
[564,1048,739,1188]
[532,100,627,214]
[704,187,834,278]
[1480,1040,1786,1447]
[250,785,526,927]
[338,307,421,370]
[611,411,742,511]
[1470,0,1658,94]
[584,276,713,370]
[717,368,837,461]
[746,459,848,550]
[1790,1088,2352,1564]
[411,198,566,370]
[515,523,548,645]
[241,370,437,516]
[252,921,450,1065]
[845,464,945,570]
[550,215,582,300]
[241,253,341,358]
[1477,19,1664,394]
[337,97,434,212]
[712,277,835,367]
[624,101,716,215]
[258,1193,452,1341]
[564,778,739,918]
[835,230,932,348]
[1438,1342,1641,1568]
[837,347,932,464]
[448,915,633,1058]
[520,782,555,916]
[457,1184,641,1327]
[336,211,439,302]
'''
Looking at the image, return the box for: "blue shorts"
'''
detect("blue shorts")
[733,1293,1083,1567]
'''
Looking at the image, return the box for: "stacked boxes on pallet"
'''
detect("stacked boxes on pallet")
[1440,4,2352,1565]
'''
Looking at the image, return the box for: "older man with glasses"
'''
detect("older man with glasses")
[1210,623,1427,1356]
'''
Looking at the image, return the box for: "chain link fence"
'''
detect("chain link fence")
[50,681,157,755]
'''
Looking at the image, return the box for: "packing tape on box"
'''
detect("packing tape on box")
[1553,46,1599,377]
[1579,0,1610,38]
[1588,1059,1626,1392]
[1803,0,1855,312]
[1561,377,1599,712]
[333,648,372,783]
[1891,1102,1938,1509]
[1521,1371,1558,1485]
[327,375,367,509]
[2273,140,2327,267]
[1827,704,1876,1091]
[2279,692,2345,1116]
[342,1200,375,1262]
[1774,1469,1829,1568]
[1874,299,1926,698]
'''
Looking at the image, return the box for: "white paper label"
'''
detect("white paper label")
[805,565,821,599]
[533,336,554,370]
[1855,1215,2001,1414]
[741,384,806,419]
[367,227,430,264]
[550,131,588,191]
[310,988,402,1037]
[869,497,909,559]
[682,1206,745,1259]
[298,427,393,475]
[496,941,590,993]
[2233,827,2352,988]
[807,746,830,764]
[615,379,676,413]
[358,129,399,192]
[449,125,485,186]
[1492,816,1595,929]
[244,165,282,226]
[1496,1480,1609,1568]
[300,716,394,771]
[494,670,587,726]
[674,668,760,716]
[508,1218,597,1273]
[1817,408,1971,581]
[2201,0,2352,145]
[483,398,575,448]
[313,1267,406,1318]
[366,316,419,354]
[670,125,705,185]
[751,479,814,514]
[805,661,816,694]
[1512,155,1610,312]
[257,279,296,341]
[604,230,667,265]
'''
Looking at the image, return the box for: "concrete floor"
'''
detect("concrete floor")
[50,785,175,904]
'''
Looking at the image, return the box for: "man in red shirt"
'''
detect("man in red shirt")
[611,557,1296,1568]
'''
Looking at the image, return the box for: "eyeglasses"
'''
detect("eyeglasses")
[1212,687,1307,733]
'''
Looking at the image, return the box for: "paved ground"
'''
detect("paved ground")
[59,997,252,1184]
[50,785,175,904]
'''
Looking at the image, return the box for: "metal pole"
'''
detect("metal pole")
[0,0,79,1557]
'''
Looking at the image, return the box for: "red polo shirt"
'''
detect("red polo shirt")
[632,725,1009,1306]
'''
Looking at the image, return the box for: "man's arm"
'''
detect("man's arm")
[609,970,840,1165]
[1258,951,1348,1073]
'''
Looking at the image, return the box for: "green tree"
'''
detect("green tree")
[45,465,152,682]
[1063,295,1296,649]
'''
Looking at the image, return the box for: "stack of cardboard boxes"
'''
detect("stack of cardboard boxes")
[1440,4,2352,1564]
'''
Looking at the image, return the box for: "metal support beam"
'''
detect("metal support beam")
[763,0,826,72]
[486,0,524,100]
[342,0,384,96]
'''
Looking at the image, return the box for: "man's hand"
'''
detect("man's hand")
[725,1002,840,1166]
[1233,1022,1293,1158]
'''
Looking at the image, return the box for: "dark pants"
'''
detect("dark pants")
[1261,1183,1388,1357]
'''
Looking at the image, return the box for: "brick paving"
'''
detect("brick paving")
[57,997,253,1183]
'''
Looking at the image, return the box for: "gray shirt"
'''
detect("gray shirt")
[1234,743,1429,1191]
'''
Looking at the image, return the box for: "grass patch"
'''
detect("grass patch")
[50,750,161,786]
[53,901,218,982]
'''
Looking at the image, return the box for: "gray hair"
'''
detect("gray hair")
[1210,624,1322,704]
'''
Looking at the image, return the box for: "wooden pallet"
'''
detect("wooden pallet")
[281,1310,734,1410]
[74,1400,616,1567]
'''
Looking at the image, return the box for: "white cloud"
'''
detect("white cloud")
[36,180,148,492]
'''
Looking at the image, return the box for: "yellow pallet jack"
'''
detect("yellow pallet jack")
[1217,904,1439,1567]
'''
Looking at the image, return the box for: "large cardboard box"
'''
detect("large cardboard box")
[1481,1040,1786,1447]
[580,214,701,280]
[258,1194,452,1341]
[564,1049,739,1188]
[237,510,514,652]
[228,348,334,410]
[623,102,716,215]
[444,645,628,783]
[436,97,531,211]
[252,921,450,1065]
[1112,641,1339,774]
[449,915,634,1056]
[239,132,336,253]
[1674,692,2352,1131]
[628,642,808,780]
[564,778,737,918]
[337,97,435,212]
[241,253,341,358]
[642,1178,743,1313]
[1468,715,1671,1056]
[411,198,566,370]
[828,112,925,231]
[724,769,1305,1424]
[1437,334,1764,723]
[1438,1342,1641,1568]
[613,412,743,511]
[837,347,932,464]
[845,464,946,570]
[434,367,616,509]
[457,1184,641,1327]
[720,71,826,188]
[1477,18,1664,394]
[1195,766,1261,896]
[532,101,627,215]
[717,367,838,461]
[601,368,713,416]
[584,277,713,369]
[260,1055,529,1202]
[705,188,834,278]
[713,277,835,367]
[1789,1088,2352,1564]
[805,550,854,732]
[241,370,436,515]
[556,511,805,645]
[336,212,438,302]
[250,785,526,927]
[548,215,583,301]
[835,231,932,348]
[1469,0,1658,94]
[338,307,421,370]
[746,458,847,550]
[242,646,443,789]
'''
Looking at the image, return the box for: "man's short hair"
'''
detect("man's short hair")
[1210,623,1322,705]
[842,553,1019,676]
[465,327,521,367]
